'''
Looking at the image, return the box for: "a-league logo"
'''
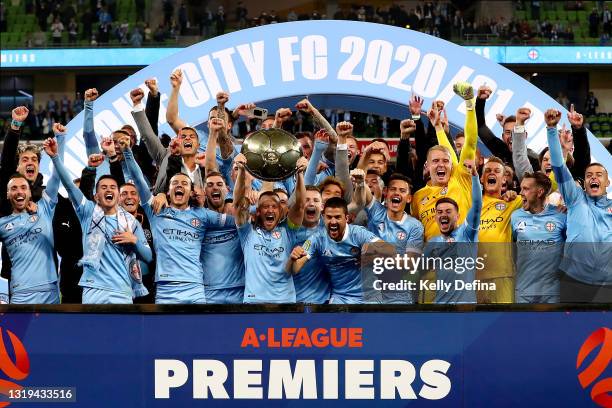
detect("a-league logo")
[576,327,612,407]
[0,327,30,407]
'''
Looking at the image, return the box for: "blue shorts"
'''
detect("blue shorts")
[82,287,132,304]
[205,286,244,304]
[156,282,206,304]
[329,293,363,304]
[11,284,60,305]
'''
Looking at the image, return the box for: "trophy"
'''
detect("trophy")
[241,128,303,181]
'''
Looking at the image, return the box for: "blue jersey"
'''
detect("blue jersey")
[76,200,150,295]
[293,224,330,304]
[303,224,379,302]
[0,192,58,294]
[202,221,245,290]
[511,205,566,299]
[425,174,482,304]
[238,221,300,303]
[366,200,424,254]
[547,127,612,285]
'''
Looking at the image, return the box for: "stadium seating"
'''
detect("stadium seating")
[586,113,612,138]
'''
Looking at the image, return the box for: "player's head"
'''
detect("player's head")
[16,144,41,183]
[346,136,359,165]
[261,114,275,130]
[385,174,411,213]
[427,145,453,186]
[273,188,289,219]
[204,171,228,211]
[366,152,387,176]
[304,185,322,227]
[323,197,349,241]
[208,106,234,132]
[94,175,119,211]
[454,132,465,156]
[121,124,137,147]
[318,176,345,204]
[520,171,551,212]
[256,191,281,231]
[7,174,31,212]
[296,132,313,160]
[584,163,609,197]
[366,170,384,201]
[502,115,516,150]
[119,183,140,215]
[435,197,459,236]
[111,129,130,160]
[539,148,553,175]
[168,173,193,209]
[178,126,199,156]
[481,156,505,196]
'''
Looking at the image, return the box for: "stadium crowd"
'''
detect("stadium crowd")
[0,73,611,305]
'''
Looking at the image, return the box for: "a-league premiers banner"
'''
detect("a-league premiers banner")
[39,20,612,182]
[0,311,610,407]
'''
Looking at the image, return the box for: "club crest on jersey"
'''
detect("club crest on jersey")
[440,187,448,195]
[4,223,14,231]
[29,215,38,223]
[271,231,281,239]
[495,202,506,211]
[446,237,455,243]
[516,221,526,232]
[190,218,201,228]
[545,222,556,232]
[608,207,612,214]
[396,231,407,240]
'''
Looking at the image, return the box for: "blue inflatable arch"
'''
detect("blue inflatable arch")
[44,20,611,181]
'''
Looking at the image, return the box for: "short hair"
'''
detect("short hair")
[539,147,550,166]
[454,132,465,140]
[346,135,358,145]
[435,197,459,211]
[318,176,345,196]
[522,171,552,196]
[387,173,412,193]
[368,151,387,163]
[273,188,288,199]
[258,190,280,203]
[179,126,199,137]
[371,138,390,148]
[296,131,313,142]
[119,182,137,190]
[426,145,452,160]
[485,156,505,168]
[205,171,224,181]
[208,106,234,123]
[503,115,517,126]
[323,196,348,214]
[8,173,29,185]
[112,129,130,138]
[95,175,119,190]
[121,124,136,135]
[16,144,41,162]
[305,185,321,194]
[585,162,608,175]
[169,172,193,188]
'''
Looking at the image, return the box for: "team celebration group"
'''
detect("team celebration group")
[0,71,610,305]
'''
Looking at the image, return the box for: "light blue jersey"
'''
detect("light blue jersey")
[425,174,481,304]
[0,192,58,297]
[303,224,379,303]
[293,224,330,304]
[202,222,245,291]
[547,127,612,285]
[512,205,566,302]
[238,221,300,303]
[366,199,424,303]
[51,155,152,303]
[0,277,8,304]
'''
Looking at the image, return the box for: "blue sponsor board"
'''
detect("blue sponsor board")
[0,311,609,407]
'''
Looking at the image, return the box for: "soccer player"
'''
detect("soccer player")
[50,143,152,304]
[544,109,612,303]
[424,166,482,304]
[123,139,230,304]
[289,197,391,304]
[0,138,61,304]
[476,156,523,303]
[233,152,308,303]
[511,171,566,303]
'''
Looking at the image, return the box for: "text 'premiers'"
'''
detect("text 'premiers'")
[154,327,452,400]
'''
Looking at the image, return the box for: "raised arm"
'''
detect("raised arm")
[296,98,338,144]
[122,143,152,204]
[1,107,28,189]
[465,170,482,235]
[511,107,533,182]
[475,86,512,165]
[130,88,167,165]
[144,78,160,135]
[545,109,581,206]
[335,121,353,203]
[273,108,292,129]
[304,130,329,185]
[205,117,225,173]
[348,169,371,214]
[166,69,188,134]
[83,88,101,155]
[567,104,591,180]
[396,119,417,181]
[41,138,60,201]
[429,106,458,166]
[287,157,308,227]
[213,91,236,160]
[49,150,85,208]
[459,101,477,166]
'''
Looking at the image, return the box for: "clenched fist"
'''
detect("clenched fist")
[295,98,313,113]
[477,85,492,100]
[216,91,229,105]
[144,78,158,96]
[12,106,29,122]
[52,122,67,135]
[544,109,562,128]
[130,88,145,105]
[88,153,105,168]
[170,69,183,89]
[84,88,99,102]
[400,119,416,139]
[336,121,353,140]
[515,107,531,126]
